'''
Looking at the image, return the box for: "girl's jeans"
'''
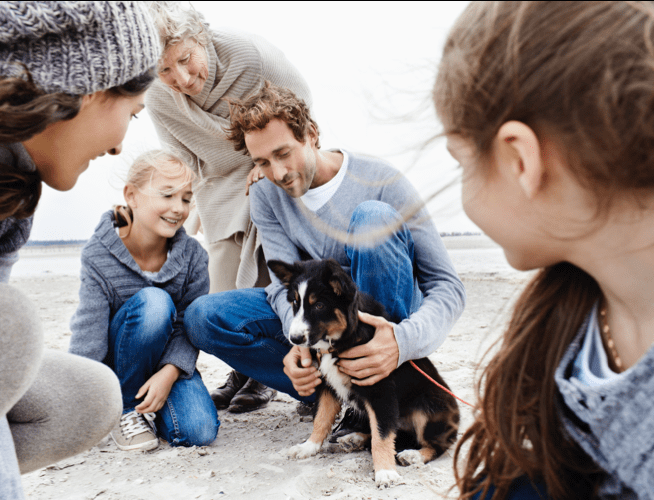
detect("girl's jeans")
[184,201,422,403]
[108,288,219,447]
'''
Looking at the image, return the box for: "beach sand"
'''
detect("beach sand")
[12,235,533,500]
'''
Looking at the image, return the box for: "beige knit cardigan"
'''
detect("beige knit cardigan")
[146,29,312,288]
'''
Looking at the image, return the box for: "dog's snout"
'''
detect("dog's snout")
[290,334,308,345]
[289,314,310,346]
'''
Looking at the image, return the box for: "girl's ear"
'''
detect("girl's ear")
[495,121,544,199]
[123,184,137,208]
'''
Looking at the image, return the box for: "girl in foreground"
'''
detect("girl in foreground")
[434,2,654,499]
[69,151,218,451]
[0,2,159,498]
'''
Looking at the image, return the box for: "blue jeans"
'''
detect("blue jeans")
[185,201,422,402]
[108,288,219,447]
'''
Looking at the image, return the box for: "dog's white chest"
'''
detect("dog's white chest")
[319,353,351,403]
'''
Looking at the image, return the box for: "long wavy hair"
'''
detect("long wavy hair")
[0,66,155,221]
[433,2,654,498]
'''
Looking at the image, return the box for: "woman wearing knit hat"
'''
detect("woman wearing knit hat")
[146,1,312,415]
[0,2,161,498]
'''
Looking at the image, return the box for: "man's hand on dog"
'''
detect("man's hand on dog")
[338,311,399,386]
[284,345,322,396]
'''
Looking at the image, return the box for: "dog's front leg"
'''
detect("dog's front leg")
[287,390,341,459]
[364,402,401,488]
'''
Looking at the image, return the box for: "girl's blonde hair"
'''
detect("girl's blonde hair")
[114,149,195,237]
[433,2,654,498]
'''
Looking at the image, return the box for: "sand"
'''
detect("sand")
[11,235,533,500]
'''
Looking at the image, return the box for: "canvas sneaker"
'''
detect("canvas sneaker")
[110,411,159,451]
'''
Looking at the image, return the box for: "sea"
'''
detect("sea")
[12,235,521,279]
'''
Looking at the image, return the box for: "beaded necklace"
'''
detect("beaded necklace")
[599,306,624,372]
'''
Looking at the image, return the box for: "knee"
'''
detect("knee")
[168,407,219,447]
[0,284,44,414]
[126,288,175,341]
[348,201,407,250]
[184,294,212,346]
[349,201,403,238]
[75,358,122,438]
[182,418,220,447]
[11,351,121,473]
[350,201,401,228]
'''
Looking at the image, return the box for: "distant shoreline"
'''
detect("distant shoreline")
[24,232,483,249]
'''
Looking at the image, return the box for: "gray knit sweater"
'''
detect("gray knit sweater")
[68,210,209,378]
[251,151,466,366]
[146,29,312,288]
[556,314,654,499]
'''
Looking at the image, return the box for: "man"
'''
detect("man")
[184,82,466,434]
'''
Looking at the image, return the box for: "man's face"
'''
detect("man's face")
[245,119,317,198]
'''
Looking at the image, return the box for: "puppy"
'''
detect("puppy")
[268,258,460,487]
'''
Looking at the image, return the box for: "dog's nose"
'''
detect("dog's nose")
[290,334,307,345]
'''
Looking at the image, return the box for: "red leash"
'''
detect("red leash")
[410,360,474,408]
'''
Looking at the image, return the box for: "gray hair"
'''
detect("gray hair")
[147,1,212,55]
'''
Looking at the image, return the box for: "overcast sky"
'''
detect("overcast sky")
[31,1,477,241]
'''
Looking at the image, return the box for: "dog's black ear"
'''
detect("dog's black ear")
[268,260,300,287]
[324,259,356,300]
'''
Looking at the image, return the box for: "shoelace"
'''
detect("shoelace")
[120,410,157,439]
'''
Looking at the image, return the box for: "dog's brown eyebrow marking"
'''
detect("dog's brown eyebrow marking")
[308,293,317,305]
[293,290,299,304]
[324,309,347,340]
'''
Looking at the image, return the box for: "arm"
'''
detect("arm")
[250,184,322,394]
[389,180,466,366]
[249,184,302,335]
[147,102,200,173]
[68,259,112,363]
[157,240,210,379]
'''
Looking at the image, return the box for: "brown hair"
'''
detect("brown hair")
[433,2,654,498]
[224,81,320,153]
[0,66,155,221]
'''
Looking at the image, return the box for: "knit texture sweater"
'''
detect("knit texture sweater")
[556,315,654,499]
[68,210,209,378]
[146,29,312,288]
[0,143,35,258]
[250,151,467,366]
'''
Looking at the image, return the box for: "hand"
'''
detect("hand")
[338,311,399,386]
[283,345,321,396]
[135,364,181,414]
[245,165,265,196]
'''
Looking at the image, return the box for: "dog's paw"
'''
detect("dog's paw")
[396,449,425,466]
[286,440,321,459]
[375,469,401,488]
[336,432,370,452]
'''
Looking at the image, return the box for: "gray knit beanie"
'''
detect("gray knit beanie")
[0,1,161,96]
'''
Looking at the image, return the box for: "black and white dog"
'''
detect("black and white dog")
[268,258,460,487]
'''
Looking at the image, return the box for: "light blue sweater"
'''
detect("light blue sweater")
[68,210,209,378]
[250,150,466,366]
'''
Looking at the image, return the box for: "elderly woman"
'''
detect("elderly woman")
[146,3,312,414]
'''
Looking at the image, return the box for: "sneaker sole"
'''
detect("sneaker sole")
[110,433,159,452]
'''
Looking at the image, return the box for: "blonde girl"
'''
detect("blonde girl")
[69,150,218,452]
[434,2,654,499]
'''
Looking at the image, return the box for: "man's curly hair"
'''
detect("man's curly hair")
[225,81,320,153]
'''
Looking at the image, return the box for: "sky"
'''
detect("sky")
[30,1,478,241]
